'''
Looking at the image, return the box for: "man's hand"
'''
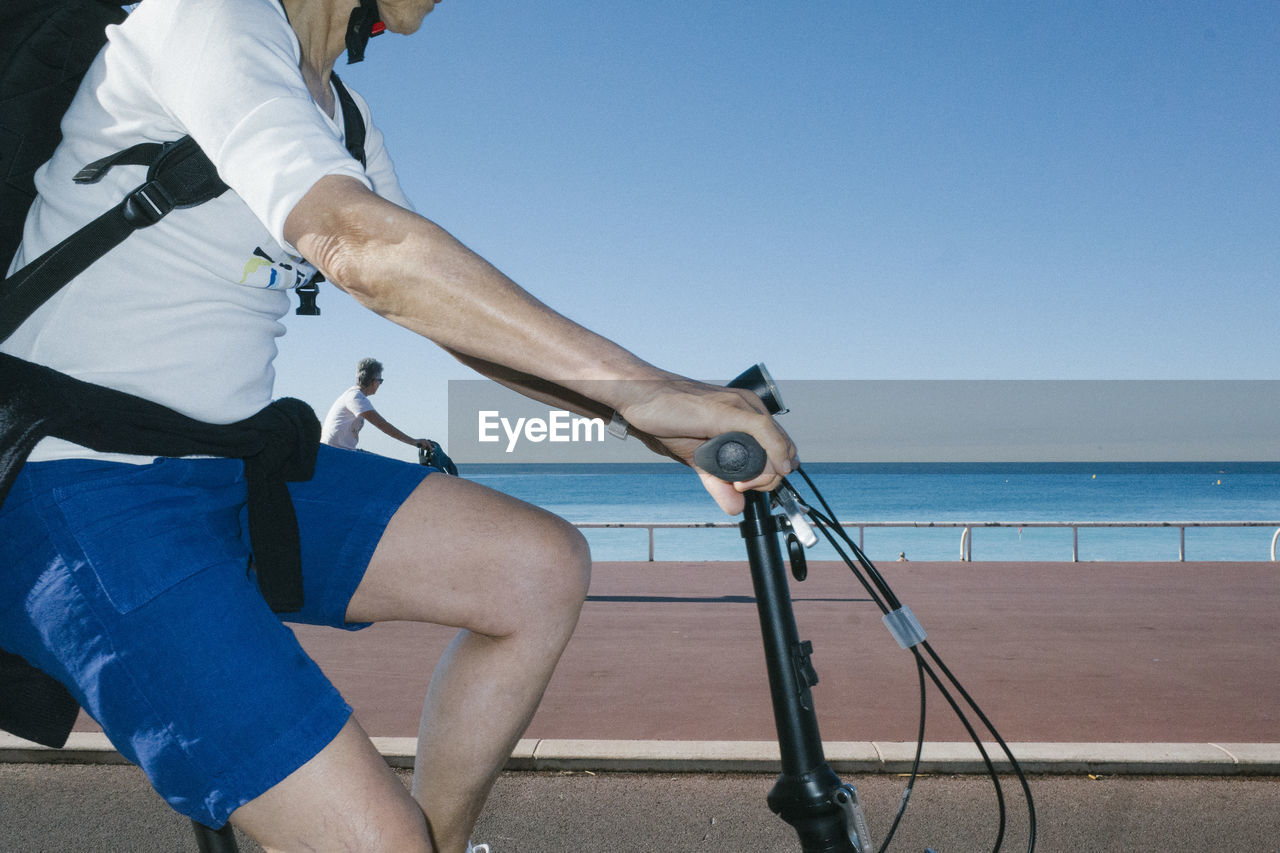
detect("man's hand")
[617,380,798,515]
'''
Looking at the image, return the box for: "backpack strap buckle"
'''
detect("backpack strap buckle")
[122,180,175,227]
[114,137,229,228]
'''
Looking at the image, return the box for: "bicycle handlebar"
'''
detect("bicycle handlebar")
[689,364,783,482]
[693,432,768,482]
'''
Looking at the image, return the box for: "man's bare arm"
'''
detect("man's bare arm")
[285,176,796,511]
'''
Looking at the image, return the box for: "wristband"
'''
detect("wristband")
[607,410,629,440]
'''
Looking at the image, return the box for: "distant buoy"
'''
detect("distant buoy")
[1092,474,1096,480]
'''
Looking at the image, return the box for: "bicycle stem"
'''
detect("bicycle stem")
[741,489,872,853]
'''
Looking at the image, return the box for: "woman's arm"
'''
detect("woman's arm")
[362,410,429,449]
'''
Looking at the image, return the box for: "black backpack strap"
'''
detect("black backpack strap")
[0,136,227,343]
[2,75,368,340]
[291,72,369,316]
[73,141,165,183]
[331,72,368,167]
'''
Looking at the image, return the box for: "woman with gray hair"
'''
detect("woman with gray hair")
[321,357,430,453]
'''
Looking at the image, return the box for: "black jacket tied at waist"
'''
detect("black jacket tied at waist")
[0,352,320,747]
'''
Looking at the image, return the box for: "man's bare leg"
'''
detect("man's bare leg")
[228,474,590,852]
[228,716,432,850]
[350,474,591,850]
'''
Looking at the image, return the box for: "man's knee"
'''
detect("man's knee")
[560,520,592,607]
[513,514,591,621]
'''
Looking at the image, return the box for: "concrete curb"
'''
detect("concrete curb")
[4,733,1280,775]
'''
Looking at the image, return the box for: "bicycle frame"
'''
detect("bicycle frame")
[699,364,1036,853]
[192,821,238,851]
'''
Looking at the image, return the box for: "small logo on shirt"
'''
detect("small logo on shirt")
[238,247,317,289]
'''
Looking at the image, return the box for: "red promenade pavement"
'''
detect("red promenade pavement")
[27,559,1279,853]
[70,559,1280,744]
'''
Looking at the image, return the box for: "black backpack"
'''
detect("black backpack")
[0,0,369,333]
[0,0,129,274]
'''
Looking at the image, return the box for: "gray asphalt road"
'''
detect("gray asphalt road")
[2,763,1277,852]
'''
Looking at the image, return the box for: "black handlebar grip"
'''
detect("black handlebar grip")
[693,432,767,482]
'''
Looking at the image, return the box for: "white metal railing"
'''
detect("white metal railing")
[573,520,1280,562]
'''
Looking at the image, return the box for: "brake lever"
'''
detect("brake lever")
[773,485,818,548]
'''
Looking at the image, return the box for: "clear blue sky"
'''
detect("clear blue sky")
[272,1,1280,461]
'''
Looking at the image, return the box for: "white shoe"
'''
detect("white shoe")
[466,843,490,853]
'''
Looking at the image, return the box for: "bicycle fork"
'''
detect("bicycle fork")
[742,490,874,853]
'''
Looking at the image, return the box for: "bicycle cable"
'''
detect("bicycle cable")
[787,466,1038,853]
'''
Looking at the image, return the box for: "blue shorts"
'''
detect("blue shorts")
[0,445,432,827]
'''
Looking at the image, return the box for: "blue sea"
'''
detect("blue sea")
[462,462,1280,562]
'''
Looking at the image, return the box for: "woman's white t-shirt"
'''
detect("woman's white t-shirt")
[2,0,412,463]
[320,387,377,450]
